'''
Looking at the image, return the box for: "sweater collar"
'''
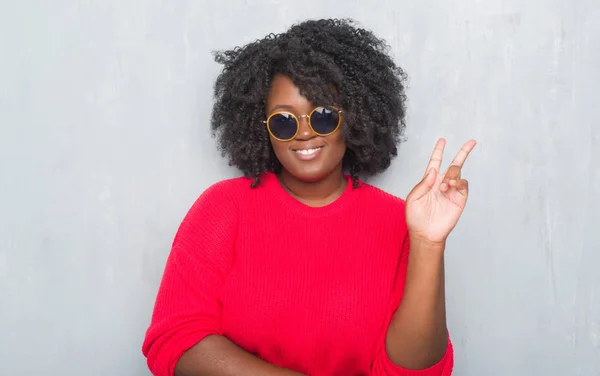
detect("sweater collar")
[259,171,359,217]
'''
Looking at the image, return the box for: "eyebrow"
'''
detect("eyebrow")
[268,104,295,113]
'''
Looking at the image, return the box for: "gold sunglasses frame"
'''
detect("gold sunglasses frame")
[262,106,343,142]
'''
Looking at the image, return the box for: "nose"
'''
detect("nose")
[295,115,315,140]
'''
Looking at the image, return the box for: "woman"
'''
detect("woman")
[143,19,475,376]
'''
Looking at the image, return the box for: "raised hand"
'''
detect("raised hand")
[405,138,477,245]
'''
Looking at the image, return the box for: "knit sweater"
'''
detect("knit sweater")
[142,172,453,376]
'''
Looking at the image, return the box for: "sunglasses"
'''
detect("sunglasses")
[263,106,343,142]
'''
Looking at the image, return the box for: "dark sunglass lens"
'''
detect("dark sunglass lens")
[268,113,298,140]
[310,107,339,135]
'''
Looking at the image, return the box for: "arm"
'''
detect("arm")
[370,233,453,376]
[372,138,475,375]
[386,138,474,370]
[176,335,303,376]
[385,237,448,369]
[142,182,303,376]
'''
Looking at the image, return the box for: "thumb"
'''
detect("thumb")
[408,168,437,201]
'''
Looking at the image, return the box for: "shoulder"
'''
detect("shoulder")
[174,176,253,243]
[356,181,408,225]
[185,176,253,219]
[200,176,253,200]
[358,181,406,209]
[172,177,252,251]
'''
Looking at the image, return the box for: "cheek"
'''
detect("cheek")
[270,138,288,159]
[328,133,346,156]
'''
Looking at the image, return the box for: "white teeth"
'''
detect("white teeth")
[296,148,321,155]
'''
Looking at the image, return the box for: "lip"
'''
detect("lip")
[291,145,325,161]
[291,144,325,151]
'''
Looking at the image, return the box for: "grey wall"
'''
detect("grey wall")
[1,0,599,375]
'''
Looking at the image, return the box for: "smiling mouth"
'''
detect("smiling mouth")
[291,146,325,161]
[294,146,324,156]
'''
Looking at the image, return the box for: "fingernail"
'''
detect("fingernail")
[441,183,447,190]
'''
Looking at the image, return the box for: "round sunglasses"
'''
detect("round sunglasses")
[263,106,343,142]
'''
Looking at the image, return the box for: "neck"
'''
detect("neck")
[278,166,346,207]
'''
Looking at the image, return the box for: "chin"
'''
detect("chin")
[285,163,337,183]
[295,172,327,183]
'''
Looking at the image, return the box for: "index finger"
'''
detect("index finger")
[424,138,446,177]
[448,139,477,168]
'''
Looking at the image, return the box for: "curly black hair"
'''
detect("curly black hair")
[211,18,408,188]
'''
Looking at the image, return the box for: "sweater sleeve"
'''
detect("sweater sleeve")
[371,232,454,376]
[142,182,238,376]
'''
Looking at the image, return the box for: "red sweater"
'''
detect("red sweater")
[142,172,453,376]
